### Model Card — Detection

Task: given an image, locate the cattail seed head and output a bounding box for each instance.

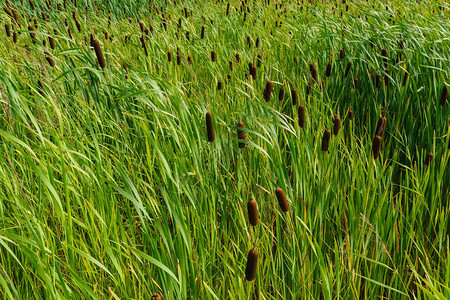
[298,105,305,128]
[229,60,233,71]
[245,249,258,281]
[403,71,409,86]
[291,89,298,105]
[372,135,382,159]
[278,87,285,101]
[321,129,331,152]
[45,54,55,67]
[275,188,289,212]
[257,54,262,68]
[151,294,163,300]
[325,62,332,77]
[247,200,258,226]
[13,32,17,43]
[5,24,11,37]
[227,74,231,83]
[92,39,106,68]
[424,152,433,166]
[340,48,345,59]
[384,69,390,86]
[333,114,341,135]
[235,53,240,63]
[217,81,222,90]
[167,51,172,62]
[263,81,273,102]
[348,110,354,120]
[345,62,352,77]
[237,122,246,148]
[251,66,257,80]
[205,112,215,142]
[381,48,388,67]
[375,74,381,88]
[211,50,216,62]
[440,86,447,106]
[200,25,205,39]
[310,63,317,82]
[226,2,230,15]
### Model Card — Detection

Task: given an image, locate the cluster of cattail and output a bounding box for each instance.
[263,81,274,102]
[91,35,106,68]
[237,122,246,148]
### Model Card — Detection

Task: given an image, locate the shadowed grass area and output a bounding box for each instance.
[0,0,449,299]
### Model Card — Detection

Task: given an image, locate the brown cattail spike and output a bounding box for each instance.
[92,39,106,68]
[168,51,172,62]
[348,110,354,120]
[200,25,205,39]
[384,69,390,86]
[440,86,447,106]
[325,62,332,77]
[211,51,216,62]
[291,89,298,106]
[424,152,433,166]
[263,81,273,102]
[237,122,246,148]
[217,81,222,90]
[45,55,55,67]
[372,135,382,159]
[247,200,258,226]
[333,114,341,135]
[381,48,388,67]
[275,188,289,212]
[151,294,163,300]
[205,112,215,142]
[345,62,352,77]
[340,48,345,59]
[298,105,305,128]
[322,129,331,152]
[310,63,317,82]
[5,24,11,37]
[250,66,257,80]
[245,249,258,281]
[403,72,409,86]
[278,87,285,101]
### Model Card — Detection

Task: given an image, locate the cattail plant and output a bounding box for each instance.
[237,122,246,148]
[333,114,341,135]
[217,81,222,90]
[263,81,273,102]
[278,87,285,101]
[298,105,305,128]
[211,50,216,62]
[440,85,447,106]
[5,24,11,37]
[372,135,382,159]
[291,89,298,105]
[245,249,258,281]
[275,188,289,212]
[205,112,215,142]
[344,62,352,77]
[310,63,317,82]
[322,129,331,151]
[247,199,258,226]
[325,62,332,77]
[381,48,388,67]
[250,66,257,80]
[92,39,106,68]
[45,52,55,67]
[424,152,433,166]
[403,71,409,86]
